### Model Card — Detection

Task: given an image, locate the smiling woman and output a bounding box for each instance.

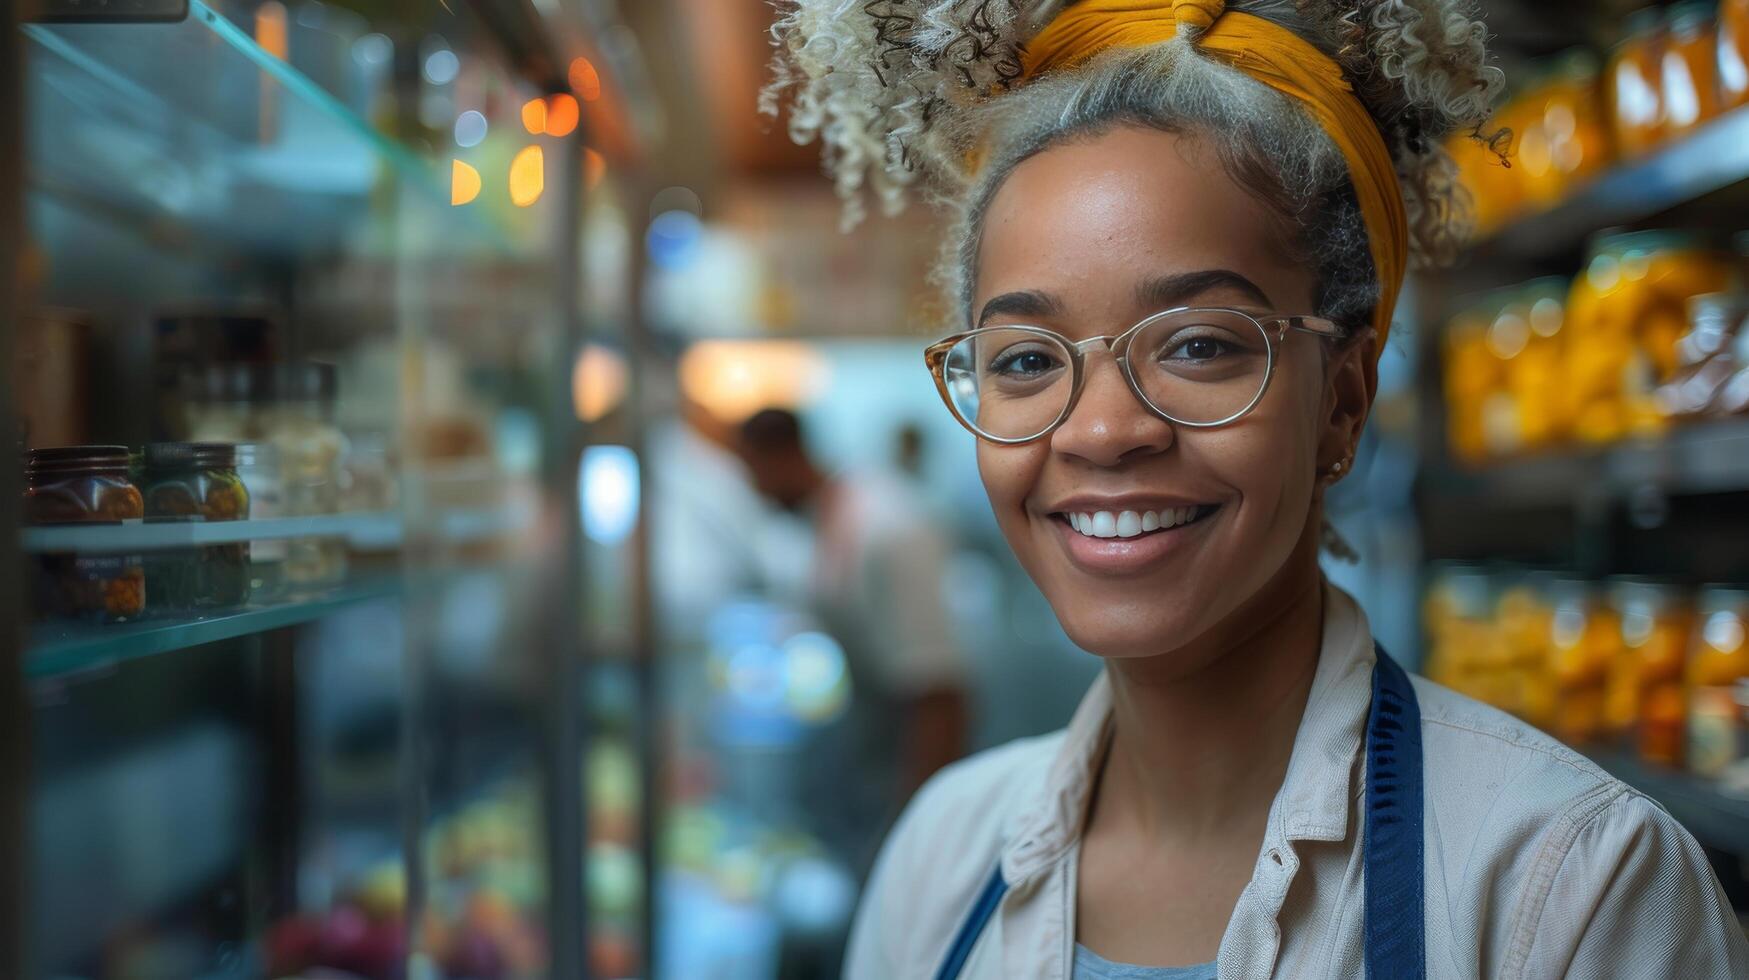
[765,1,1749,979]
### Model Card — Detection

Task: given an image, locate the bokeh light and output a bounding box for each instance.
[450,160,481,206]
[454,110,488,148]
[423,48,460,86]
[545,94,580,137]
[509,145,545,207]
[569,57,602,101]
[521,98,546,135]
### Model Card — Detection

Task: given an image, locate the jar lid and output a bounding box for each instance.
[183,361,337,404]
[142,441,238,471]
[26,445,132,478]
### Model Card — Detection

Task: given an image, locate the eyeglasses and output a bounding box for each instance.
[924,307,1345,445]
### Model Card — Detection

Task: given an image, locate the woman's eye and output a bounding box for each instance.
[1165,335,1232,361]
[989,347,1061,376]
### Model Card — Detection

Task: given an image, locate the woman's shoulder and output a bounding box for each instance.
[1409,676,1748,976]
[1411,674,1637,849]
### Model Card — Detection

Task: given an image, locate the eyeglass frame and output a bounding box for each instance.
[923,306,1349,446]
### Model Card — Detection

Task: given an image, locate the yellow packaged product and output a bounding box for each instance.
[1606,8,1668,155]
[1661,2,1721,138]
[1686,588,1749,787]
[1722,0,1749,111]
[1604,579,1694,764]
[1548,579,1619,745]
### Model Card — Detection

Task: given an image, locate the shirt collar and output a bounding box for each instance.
[1000,581,1377,884]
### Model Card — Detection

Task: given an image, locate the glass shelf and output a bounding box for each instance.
[23,0,516,255]
[27,577,401,679]
[21,502,535,553]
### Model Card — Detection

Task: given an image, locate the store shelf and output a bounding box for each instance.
[23,0,513,255]
[1467,106,1749,263]
[21,503,535,553]
[1424,418,1749,510]
[26,578,401,680]
[1586,749,1749,855]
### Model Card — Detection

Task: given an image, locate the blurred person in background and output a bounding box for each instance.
[764,0,1749,978]
[737,407,969,865]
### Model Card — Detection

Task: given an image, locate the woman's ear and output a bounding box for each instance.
[1318,329,1377,475]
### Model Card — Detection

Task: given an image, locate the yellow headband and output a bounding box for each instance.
[1021,0,1408,351]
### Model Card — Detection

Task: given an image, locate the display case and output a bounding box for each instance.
[2,0,651,973]
[1412,1,1749,909]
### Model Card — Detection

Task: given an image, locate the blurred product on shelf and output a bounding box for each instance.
[1426,566,1749,796]
[1663,1,1723,139]
[235,441,288,597]
[186,361,350,587]
[1689,588,1749,791]
[1610,8,1669,156]
[1605,579,1694,763]
[1725,0,1749,110]
[1443,231,1746,461]
[1455,1,1749,236]
[23,445,146,622]
[138,441,252,613]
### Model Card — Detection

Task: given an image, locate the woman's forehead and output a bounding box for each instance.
[975,126,1312,314]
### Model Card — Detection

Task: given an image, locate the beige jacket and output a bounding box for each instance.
[844,583,1749,979]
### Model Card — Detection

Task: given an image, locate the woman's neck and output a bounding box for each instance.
[1096,539,1328,840]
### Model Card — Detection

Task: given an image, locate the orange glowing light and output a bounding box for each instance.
[521,98,547,135]
[584,148,606,189]
[545,94,580,137]
[569,57,602,102]
[573,345,629,422]
[451,160,481,206]
[679,342,831,423]
[509,145,544,207]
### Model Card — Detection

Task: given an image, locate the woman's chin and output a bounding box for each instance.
[1058,612,1209,663]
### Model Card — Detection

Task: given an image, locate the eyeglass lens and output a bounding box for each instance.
[940,310,1273,440]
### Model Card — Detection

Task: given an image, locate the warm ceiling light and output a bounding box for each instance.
[545,94,580,137]
[451,159,481,206]
[573,344,628,423]
[509,145,545,207]
[569,57,602,102]
[521,97,547,135]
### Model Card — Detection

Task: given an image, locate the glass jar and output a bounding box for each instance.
[1661,2,1720,138]
[1565,231,1734,443]
[236,443,286,599]
[1659,293,1748,418]
[1686,588,1749,783]
[262,362,348,590]
[1605,579,1695,764]
[24,446,146,622]
[140,441,251,611]
[1515,52,1616,208]
[1548,579,1617,744]
[1722,0,1749,111]
[1607,8,1669,156]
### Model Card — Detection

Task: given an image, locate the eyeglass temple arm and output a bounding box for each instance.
[1270,314,1346,339]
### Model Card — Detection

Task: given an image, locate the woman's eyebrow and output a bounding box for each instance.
[977,290,1063,327]
[1136,270,1274,309]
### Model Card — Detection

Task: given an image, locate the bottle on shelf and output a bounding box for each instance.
[1687,588,1749,791]
[1607,7,1670,156]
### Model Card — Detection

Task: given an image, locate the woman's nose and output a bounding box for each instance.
[1048,354,1176,466]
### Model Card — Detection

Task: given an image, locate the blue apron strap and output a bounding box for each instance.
[1365,643,1426,980]
[933,864,1009,980]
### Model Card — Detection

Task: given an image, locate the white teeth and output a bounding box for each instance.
[1065,506,1207,539]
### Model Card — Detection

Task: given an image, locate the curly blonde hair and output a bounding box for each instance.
[763,0,1505,329]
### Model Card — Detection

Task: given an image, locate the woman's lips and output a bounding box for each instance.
[1048,506,1217,576]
